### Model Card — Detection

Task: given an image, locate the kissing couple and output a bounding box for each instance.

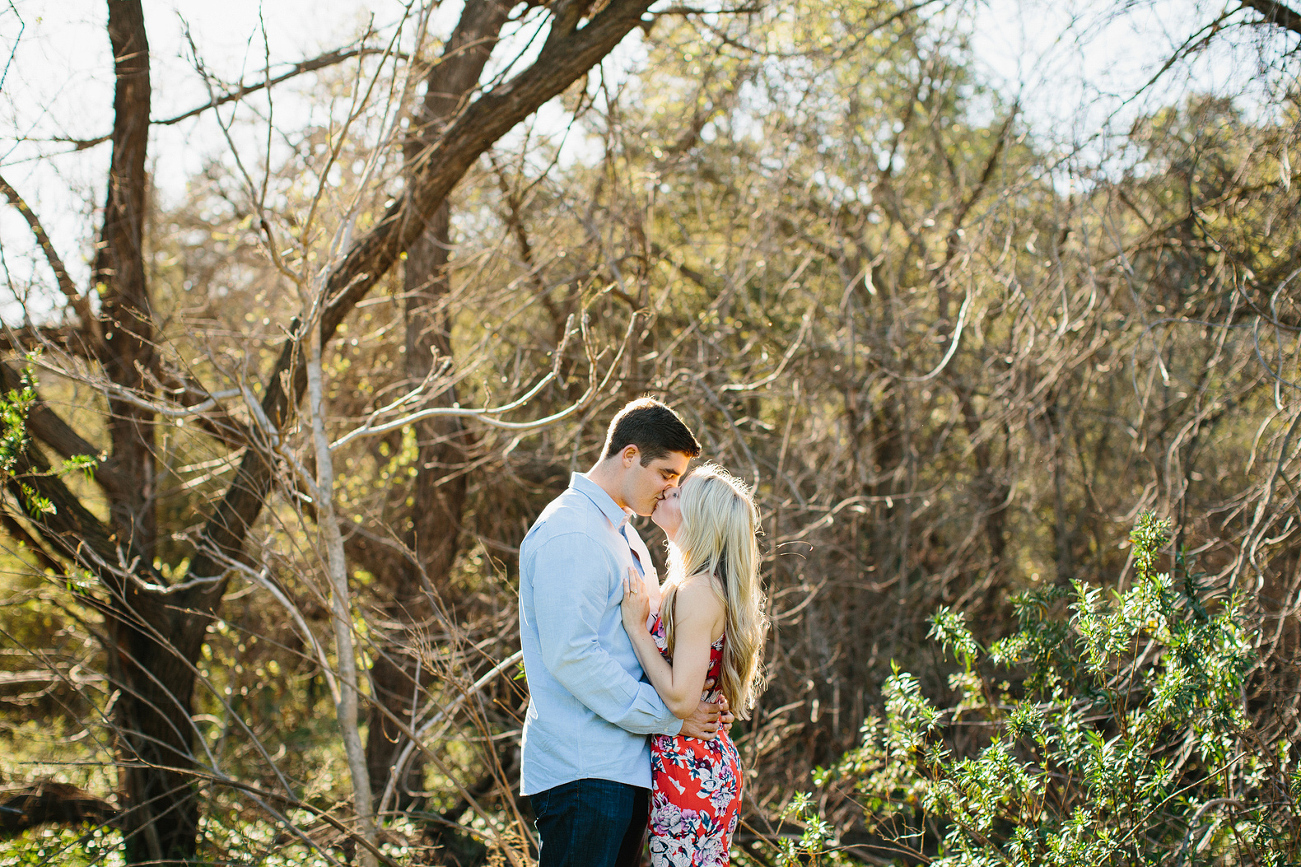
[519,397,769,867]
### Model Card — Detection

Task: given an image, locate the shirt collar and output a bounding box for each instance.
[570,472,633,529]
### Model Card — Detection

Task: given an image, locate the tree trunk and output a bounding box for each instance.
[366,201,475,808]
[365,1,511,809]
[95,0,155,564]
[111,599,203,864]
[91,3,200,862]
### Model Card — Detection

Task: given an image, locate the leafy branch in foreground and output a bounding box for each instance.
[0,366,96,515]
[804,513,1300,865]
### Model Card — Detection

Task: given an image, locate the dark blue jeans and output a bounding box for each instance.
[530,778,650,867]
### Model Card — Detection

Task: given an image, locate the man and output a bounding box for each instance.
[519,398,731,867]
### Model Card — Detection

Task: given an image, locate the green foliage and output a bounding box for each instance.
[0,369,40,513]
[0,816,436,866]
[0,364,96,516]
[771,791,846,867]
[810,513,1299,865]
[0,826,123,867]
[0,378,31,474]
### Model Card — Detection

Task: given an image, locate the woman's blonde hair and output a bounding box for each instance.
[660,464,768,718]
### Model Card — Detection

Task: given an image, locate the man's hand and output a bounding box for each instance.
[680,698,721,740]
[679,677,735,740]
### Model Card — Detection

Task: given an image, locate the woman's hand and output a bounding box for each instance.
[621,566,650,632]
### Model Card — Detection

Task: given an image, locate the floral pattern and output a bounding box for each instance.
[648,614,741,866]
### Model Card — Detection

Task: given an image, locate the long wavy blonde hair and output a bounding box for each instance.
[659,464,768,718]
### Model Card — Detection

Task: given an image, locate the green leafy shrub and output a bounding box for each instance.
[0,826,123,867]
[809,513,1300,865]
[0,372,36,487]
[0,365,96,512]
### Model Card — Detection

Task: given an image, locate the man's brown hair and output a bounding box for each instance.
[601,398,701,465]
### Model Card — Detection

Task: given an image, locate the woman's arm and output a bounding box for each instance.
[621,569,725,719]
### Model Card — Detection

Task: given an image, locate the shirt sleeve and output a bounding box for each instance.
[529,533,684,736]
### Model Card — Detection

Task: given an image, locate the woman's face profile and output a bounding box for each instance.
[651,486,684,541]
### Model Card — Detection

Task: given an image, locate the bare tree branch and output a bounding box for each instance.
[48,45,404,151]
[1240,0,1301,36]
[0,173,101,349]
[0,509,64,574]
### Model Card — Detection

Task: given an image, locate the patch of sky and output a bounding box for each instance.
[969,0,1299,187]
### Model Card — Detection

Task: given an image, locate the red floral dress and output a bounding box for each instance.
[647,614,742,867]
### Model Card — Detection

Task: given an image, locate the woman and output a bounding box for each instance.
[621,464,769,867]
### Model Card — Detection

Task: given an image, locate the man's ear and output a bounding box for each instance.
[621,444,640,467]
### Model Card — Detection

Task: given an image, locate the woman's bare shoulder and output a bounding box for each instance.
[676,571,726,615]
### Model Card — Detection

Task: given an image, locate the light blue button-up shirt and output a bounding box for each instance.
[518,472,683,795]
